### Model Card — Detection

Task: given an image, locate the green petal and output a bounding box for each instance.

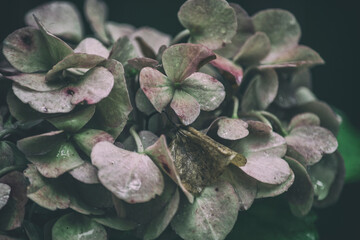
[25,2,83,42]
[217,118,249,140]
[123,130,159,151]
[46,105,95,132]
[0,183,11,210]
[92,214,137,231]
[135,88,157,116]
[140,188,180,240]
[109,37,137,66]
[162,43,215,82]
[95,60,133,138]
[253,9,301,62]
[6,73,65,92]
[34,16,73,64]
[241,69,278,111]
[73,129,114,156]
[261,45,324,68]
[233,32,271,65]
[171,181,240,240]
[128,57,159,71]
[0,172,28,231]
[286,126,338,166]
[170,90,200,125]
[139,67,173,112]
[178,0,237,50]
[210,54,244,85]
[52,213,107,240]
[46,53,106,81]
[2,27,52,72]
[182,72,225,111]
[91,141,164,203]
[145,135,194,203]
[84,0,109,44]
[215,3,255,58]
[17,130,65,156]
[74,38,109,58]
[24,165,70,210]
[220,165,257,210]
[26,142,84,178]
[122,176,177,225]
[285,156,314,217]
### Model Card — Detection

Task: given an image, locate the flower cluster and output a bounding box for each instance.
[0,0,344,239]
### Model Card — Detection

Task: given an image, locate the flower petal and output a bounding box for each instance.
[140,67,173,112]
[241,68,278,111]
[74,38,109,58]
[91,142,164,203]
[253,9,301,62]
[178,0,237,50]
[170,90,200,125]
[162,43,215,82]
[25,2,83,42]
[182,72,225,111]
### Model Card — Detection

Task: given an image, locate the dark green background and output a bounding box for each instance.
[1,0,359,239]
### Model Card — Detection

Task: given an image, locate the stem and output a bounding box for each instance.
[231,96,239,119]
[129,126,144,153]
[259,111,289,136]
[171,29,190,45]
[0,165,26,178]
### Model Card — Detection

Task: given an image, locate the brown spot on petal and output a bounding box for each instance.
[21,34,33,49]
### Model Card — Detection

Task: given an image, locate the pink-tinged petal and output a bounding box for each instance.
[182,72,225,111]
[139,67,173,112]
[170,90,200,125]
[162,43,215,82]
[210,55,244,85]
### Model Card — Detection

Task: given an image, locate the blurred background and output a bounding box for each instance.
[1,0,359,239]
